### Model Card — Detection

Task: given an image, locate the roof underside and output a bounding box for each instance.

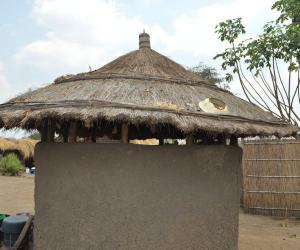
[0,43,298,137]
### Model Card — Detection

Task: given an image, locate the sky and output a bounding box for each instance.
[0,0,284,137]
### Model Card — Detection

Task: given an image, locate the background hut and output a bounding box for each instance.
[0,138,37,168]
[0,32,298,250]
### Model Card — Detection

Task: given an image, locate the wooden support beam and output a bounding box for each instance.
[46,119,55,142]
[68,121,77,143]
[40,127,47,142]
[186,134,194,146]
[159,138,164,146]
[202,134,215,145]
[230,135,238,146]
[62,125,68,143]
[13,215,34,249]
[121,123,129,143]
[91,123,97,143]
[217,134,226,145]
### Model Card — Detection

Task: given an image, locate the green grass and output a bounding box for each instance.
[0,153,25,176]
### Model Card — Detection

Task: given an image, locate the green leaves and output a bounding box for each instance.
[272,0,300,24]
[225,73,233,83]
[0,153,25,176]
[215,18,245,44]
[188,62,228,88]
[213,0,300,125]
[214,18,300,76]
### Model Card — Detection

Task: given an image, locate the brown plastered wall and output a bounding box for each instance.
[34,143,242,250]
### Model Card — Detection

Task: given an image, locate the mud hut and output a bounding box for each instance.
[0,32,298,250]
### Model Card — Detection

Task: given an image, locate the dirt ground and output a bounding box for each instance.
[0,175,34,214]
[0,175,299,250]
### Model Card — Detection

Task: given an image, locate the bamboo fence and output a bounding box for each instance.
[242,139,300,217]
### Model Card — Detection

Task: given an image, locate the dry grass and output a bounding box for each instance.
[130,138,159,145]
[0,43,297,137]
[242,140,300,217]
[0,138,38,159]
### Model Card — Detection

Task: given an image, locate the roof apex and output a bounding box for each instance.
[139,31,150,49]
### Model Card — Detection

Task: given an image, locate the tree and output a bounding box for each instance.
[214,0,300,125]
[28,132,41,140]
[272,0,300,24]
[188,63,229,90]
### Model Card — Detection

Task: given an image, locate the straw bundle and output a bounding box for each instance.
[242,140,300,217]
[0,138,18,152]
[130,139,159,145]
[15,139,38,159]
[0,138,38,159]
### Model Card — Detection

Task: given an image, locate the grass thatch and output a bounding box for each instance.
[0,138,38,159]
[242,139,300,217]
[130,139,159,145]
[0,34,298,137]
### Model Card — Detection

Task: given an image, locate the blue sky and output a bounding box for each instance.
[0,0,279,137]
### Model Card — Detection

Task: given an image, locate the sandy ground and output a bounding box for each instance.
[239,212,300,250]
[0,175,299,250]
[0,175,34,214]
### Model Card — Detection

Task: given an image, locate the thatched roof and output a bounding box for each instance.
[0,32,298,137]
[0,138,38,159]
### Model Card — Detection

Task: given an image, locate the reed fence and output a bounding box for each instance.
[242,140,300,217]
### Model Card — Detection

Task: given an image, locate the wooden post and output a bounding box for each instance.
[40,126,47,142]
[159,138,164,146]
[68,121,77,143]
[46,119,55,142]
[62,125,68,143]
[202,134,215,145]
[121,123,129,143]
[217,134,226,145]
[230,135,238,146]
[91,122,97,143]
[186,134,194,146]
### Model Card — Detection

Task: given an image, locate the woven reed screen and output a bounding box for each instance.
[242,140,300,217]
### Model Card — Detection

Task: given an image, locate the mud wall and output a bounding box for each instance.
[34,143,242,250]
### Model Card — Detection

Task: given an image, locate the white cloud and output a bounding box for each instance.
[0,129,32,139]
[160,0,275,64]
[16,37,107,70]
[0,62,12,103]
[16,0,276,72]
[15,0,161,72]
[0,62,41,103]
[0,63,8,88]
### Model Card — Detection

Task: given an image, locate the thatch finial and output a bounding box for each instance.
[139,32,150,49]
